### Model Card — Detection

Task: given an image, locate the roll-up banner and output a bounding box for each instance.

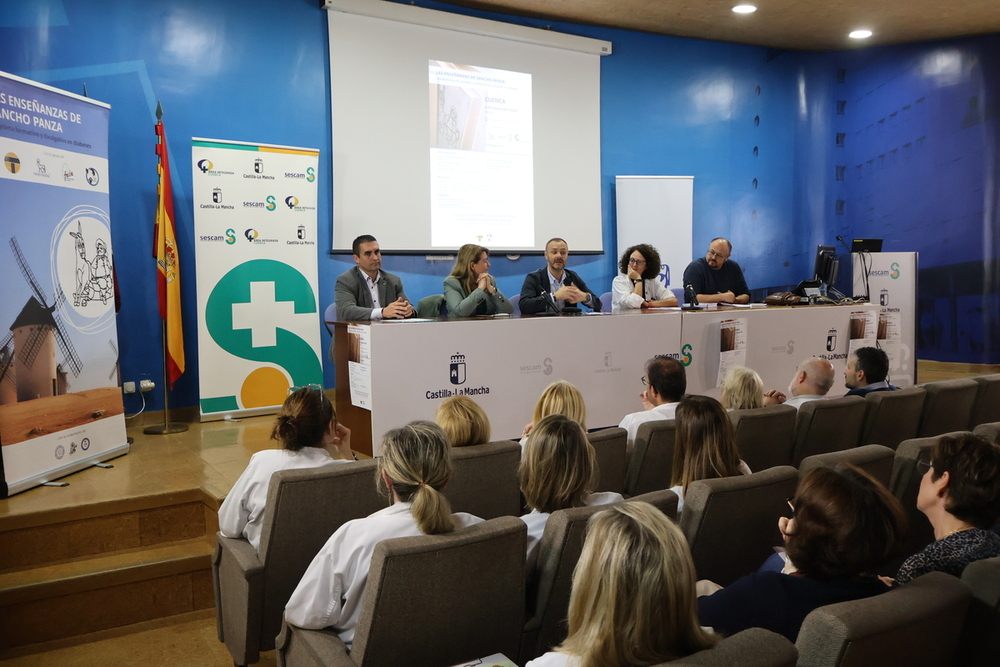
[191,138,323,421]
[0,71,128,497]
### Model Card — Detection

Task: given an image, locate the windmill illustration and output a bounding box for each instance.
[0,237,82,404]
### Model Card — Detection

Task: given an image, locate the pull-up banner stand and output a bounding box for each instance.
[0,71,128,497]
[191,138,323,421]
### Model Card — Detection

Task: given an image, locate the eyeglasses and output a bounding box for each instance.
[288,383,323,396]
[628,257,647,266]
[916,459,933,475]
[786,497,795,514]
[640,376,648,386]
[707,249,729,259]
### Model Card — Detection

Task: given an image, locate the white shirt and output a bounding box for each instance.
[611,274,673,309]
[669,460,752,514]
[618,401,678,447]
[784,394,826,410]
[521,491,624,569]
[361,267,384,320]
[218,447,347,552]
[284,502,483,647]
[526,653,577,667]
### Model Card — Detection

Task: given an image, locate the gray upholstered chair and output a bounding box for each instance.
[795,571,971,667]
[888,433,969,567]
[791,396,866,465]
[974,421,1000,444]
[213,460,385,667]
[730,405,797,471]
[588,427,628,494]
[520,489,677,664]
[859,386,925,449]
[959,555,1000,667]
[799,444,895,488]
[444,439,521,519]
[971,374,1000,428]
[655,628,797,666]
[917,378,979,437]
[415,293,445,318]
[625,419,676,496]
[680,466,799,586]
[275,516,526,667]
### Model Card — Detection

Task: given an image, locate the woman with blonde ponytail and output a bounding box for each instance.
[284,421,483,647]
[218,385,354,552]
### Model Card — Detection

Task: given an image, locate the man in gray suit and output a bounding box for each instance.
[335,235,413,320]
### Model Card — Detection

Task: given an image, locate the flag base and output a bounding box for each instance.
[143,422,189,435]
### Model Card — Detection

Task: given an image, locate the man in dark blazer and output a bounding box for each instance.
[335,235,413,320]
[844,346,899,397]
[519,237,601,314]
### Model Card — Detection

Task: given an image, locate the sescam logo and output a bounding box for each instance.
[200,231,232,243]
[226,228,236,244]
[519,357,553,375]
[244,157,274,180]
[425,352,491,399]
[243,195,276,210]
[890,262,900,279]
[681,344,693,366]
[197,158,234,176]
[285,166,316,182]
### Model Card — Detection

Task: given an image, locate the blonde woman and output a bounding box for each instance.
[218,386,355,552]
[443,244,514,317]
[527,502,718,666]
[670,395,751,513]
[284,421,483,646]
[720,365,764,411]
[520,380,587,446]
[435,395,492,447]
[520,414,623,567]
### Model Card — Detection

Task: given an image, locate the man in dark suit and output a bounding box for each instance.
[844,346,899,397]
[335,235,413,320]
[519,237,601,314]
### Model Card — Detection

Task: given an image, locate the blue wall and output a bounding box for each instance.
[2,1,996,411]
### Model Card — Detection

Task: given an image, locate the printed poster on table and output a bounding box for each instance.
[191,138,322,420]
[716,318,748,387]
[847,310,878,358]
[346,324,372,409]
[0,71,128,497]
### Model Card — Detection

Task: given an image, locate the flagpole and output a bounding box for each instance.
[145,101,187,436]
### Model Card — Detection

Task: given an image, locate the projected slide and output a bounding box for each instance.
[429,61,533,248]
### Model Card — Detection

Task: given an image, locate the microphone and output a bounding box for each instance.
[684,283,699,307]
[835,235,852,253]
[540,291,561,314]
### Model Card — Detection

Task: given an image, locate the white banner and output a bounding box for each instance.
[191,138,323,420]
[852,252,917,387]
[0,71,127,496]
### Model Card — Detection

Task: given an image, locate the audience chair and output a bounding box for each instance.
[859,386,926,449]
[680,466,799,586]
[521,489,678,664]
[443,440,521,519]
[599,291,612,312]
[729,405,797,470]
[971,374,1000,428]
[510,293,520,314]
[791,396,866,465]
[917,378,979,437]
[974,421,1000,444]
[415,294,444,318]
[657,628,797,666]
[274,516,526,667]
[798,444,895,488]
[213,460,384,667]
[958,555,1000,667]
[625,419,676,496]
[323,303,337,335]
[587,427,628,494]
[795,571,971,667]
[888,433,969,566]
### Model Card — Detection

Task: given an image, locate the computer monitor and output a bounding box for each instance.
[813,245,839,286]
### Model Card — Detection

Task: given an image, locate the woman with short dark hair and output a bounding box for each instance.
[895,432,1000,585]
[611,243,678,309]
[698,464,906,641]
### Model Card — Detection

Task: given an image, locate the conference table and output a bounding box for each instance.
[332,303,892,456]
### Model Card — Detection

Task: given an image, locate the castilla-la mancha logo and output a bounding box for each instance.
[449,353,467,385]
[826,328,838,352]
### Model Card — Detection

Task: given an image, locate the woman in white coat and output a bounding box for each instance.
[519,414,623,568]
[283,421,483,647]
[611,243,678,309]
[217,385,355,552]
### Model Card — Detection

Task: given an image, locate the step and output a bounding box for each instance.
[0,537,215,649]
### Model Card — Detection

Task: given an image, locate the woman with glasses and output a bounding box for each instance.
[611,243,678,310]
[218,385,355,552]
[893,432,1000,585]
[443,243,514,317]
[284,421,483,647]
[697,464,906,641]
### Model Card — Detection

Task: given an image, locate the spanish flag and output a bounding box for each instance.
[154,109,185,389]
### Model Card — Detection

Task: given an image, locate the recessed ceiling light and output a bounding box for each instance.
[732,5,757,13]
[849,29,873,39]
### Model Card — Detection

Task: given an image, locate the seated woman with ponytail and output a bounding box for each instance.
[283,421,483,647]
[218,385,355,552]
